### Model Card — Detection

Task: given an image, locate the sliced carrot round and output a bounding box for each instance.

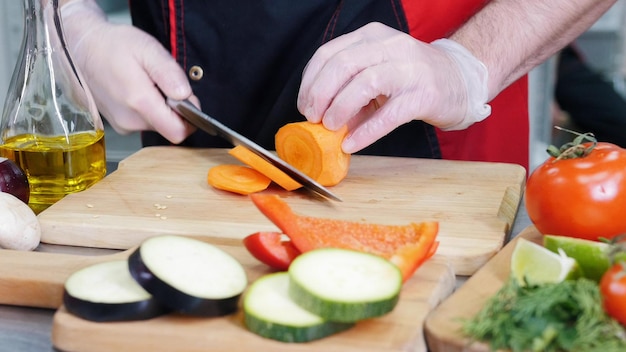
[275,121,350,187]
[228,145,302,191]
[207,164,271,195]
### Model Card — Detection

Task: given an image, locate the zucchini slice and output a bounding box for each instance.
[128,235,247,316]
[63,260,167,322]
[288,248,401,322]
[244,272,353,342]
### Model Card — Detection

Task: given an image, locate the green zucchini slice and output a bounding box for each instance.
[244,272,353,342]
[288,248,402,322]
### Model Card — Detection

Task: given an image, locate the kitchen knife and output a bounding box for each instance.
[166,98,342,202]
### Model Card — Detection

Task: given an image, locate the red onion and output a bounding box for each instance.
[0,157,30,204]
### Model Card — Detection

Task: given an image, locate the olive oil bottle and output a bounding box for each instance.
[0,0,106,213]
[0,131,106,214]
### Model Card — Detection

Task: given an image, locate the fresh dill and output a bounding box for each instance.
[462,277,626,352]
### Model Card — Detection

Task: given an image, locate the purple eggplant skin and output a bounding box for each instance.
[0,157,29,204]
[128,248,241,317]
[63,291,169,323]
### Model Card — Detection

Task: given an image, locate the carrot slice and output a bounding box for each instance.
[228,145,302,191]
[249,193,438,281]
[275,121,350,187]
[207,164,271,195]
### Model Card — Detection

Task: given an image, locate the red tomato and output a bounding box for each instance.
[525,142,626,241]
[243,231,301,271]
[600,262,626,325]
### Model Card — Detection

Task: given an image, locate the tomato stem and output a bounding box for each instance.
[608,234,626,266]
[547,126,597,160]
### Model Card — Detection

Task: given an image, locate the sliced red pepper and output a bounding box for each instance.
[249,194,439,282]
[243,231,301,271]
[425,241,440,262]
[389,236,439,281]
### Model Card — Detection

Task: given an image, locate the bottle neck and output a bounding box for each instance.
[1,0,103,141]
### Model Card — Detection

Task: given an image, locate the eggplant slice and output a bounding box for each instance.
[64,260,168,322]
[128,235,248,316]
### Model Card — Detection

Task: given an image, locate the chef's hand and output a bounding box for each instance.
[297,22,491,153]
[61,0,195,143]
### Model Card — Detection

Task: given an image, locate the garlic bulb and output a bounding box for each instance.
[0,191,41,251]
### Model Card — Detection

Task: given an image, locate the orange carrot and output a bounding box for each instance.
[275,121,350,187]
[207,164,271,195]
[228,145,302,191]
[249,193,439,281]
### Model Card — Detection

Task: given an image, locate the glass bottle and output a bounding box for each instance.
[0,0,106,214]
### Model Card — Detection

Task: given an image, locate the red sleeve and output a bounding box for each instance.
[401,0,530,171]
[435,79,530,170]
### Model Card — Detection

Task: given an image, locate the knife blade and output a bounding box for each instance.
[166,98,342,202]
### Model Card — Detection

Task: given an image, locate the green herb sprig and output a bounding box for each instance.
[462,277,626,352]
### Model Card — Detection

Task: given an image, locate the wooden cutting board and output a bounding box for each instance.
[37,243,454,352]
[0,237,453,350]
[424,226,541,351]
[38,146,526,275]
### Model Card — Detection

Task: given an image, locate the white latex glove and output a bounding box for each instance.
[297,22,491,154]
[60,0,195,143]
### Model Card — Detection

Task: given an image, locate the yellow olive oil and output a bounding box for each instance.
[0,130,106,213]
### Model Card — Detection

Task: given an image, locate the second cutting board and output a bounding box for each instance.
[38,146,526,275]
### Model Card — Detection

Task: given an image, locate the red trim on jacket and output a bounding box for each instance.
[168,0,178,60]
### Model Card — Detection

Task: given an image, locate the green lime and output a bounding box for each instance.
[543,235,611,282]
[511,238,580,286]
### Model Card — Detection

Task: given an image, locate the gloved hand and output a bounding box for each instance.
[297,22,491,154]
[60,0,195,143]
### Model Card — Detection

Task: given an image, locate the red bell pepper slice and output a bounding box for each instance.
[243,231,301,271]
[249,194,439,282]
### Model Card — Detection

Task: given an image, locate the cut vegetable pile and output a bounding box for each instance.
[241,195,433,342]
[243,248,401,342]
[62,233,405,343]
[229,145,302,191]
[63,236,248,321]
[246,193,439,281]
[207,121,350,196]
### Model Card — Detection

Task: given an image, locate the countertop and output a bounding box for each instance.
[0,188,531,352]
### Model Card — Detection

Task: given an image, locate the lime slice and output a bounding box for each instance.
[543,235,610,282]
[510,238,580,286]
